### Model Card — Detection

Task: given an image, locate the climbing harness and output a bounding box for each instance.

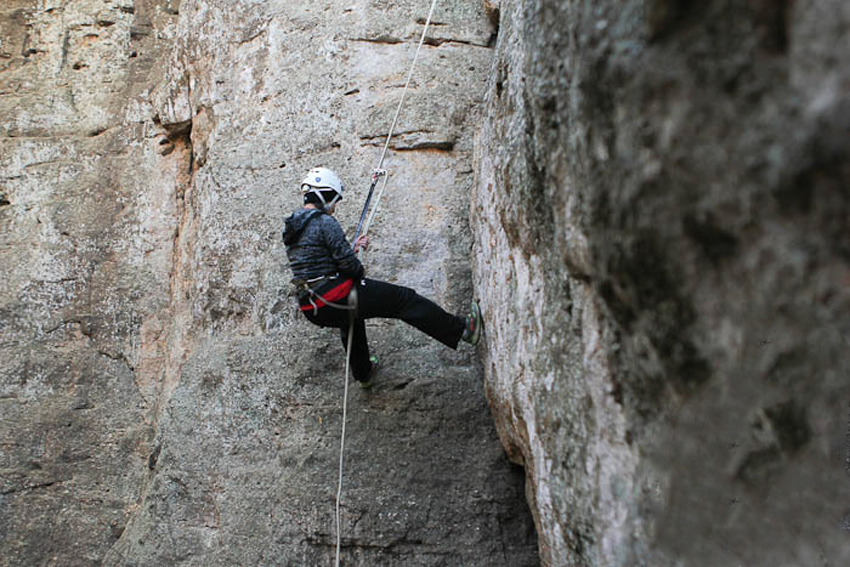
[335,2,441,565]
[290,275,356,315]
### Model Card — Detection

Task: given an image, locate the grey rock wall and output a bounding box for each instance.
[8,0,847,565]
[473,0,850,565]
[2,1,184,564]
[1,1,537,566]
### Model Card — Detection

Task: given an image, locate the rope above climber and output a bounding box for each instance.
[282,4,456,563]
[283,166,482,390]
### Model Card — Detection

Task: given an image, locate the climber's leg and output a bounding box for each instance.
[353,278,466,349]
[339,317,373,382]
[304,302,373,382]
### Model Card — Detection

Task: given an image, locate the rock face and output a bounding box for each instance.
[6,0,849,565]
[473,1,850,566]
[2,1,537,566]
[2,1,186,564]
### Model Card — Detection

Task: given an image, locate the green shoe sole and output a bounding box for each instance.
[358,355,379,389]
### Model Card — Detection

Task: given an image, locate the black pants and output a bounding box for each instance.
[303,278,466,381]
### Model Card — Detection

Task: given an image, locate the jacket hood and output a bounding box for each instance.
[283,208,324,245]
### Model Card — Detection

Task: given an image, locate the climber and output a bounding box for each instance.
[283,166,482,388]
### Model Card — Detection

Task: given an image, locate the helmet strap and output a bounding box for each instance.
[304,185,342,212]
[307,188,341,212]
[312,188,340,212]
[316,190,329,211]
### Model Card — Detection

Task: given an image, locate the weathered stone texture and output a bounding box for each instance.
[1,2,183,565]
[474,0,850,565]
[2,0,537,566]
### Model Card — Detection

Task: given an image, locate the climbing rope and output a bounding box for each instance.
[335,291,357,567]
[334,1,440,565]
[354,0,440,242]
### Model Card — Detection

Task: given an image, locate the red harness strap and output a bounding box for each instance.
[299,278,354,311]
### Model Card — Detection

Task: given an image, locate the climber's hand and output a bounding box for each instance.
[354,235,369,253]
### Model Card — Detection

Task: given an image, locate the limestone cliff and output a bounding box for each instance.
[1,1,536,566]
[4,0,849,566]
[474,0,850,565]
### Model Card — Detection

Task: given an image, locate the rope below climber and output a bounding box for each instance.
[281,3,480,565]
[282,167,482,565]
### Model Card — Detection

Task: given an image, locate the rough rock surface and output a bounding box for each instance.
[1,1,537,566]
[7,0,849,565]
[473,1,850,565]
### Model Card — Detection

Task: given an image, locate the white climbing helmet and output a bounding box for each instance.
[301,167,344,210]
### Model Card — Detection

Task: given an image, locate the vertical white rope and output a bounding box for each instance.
[362,0,438,238]
[335,318,355,567]
[335,2,439,565]
[375,0,440,176]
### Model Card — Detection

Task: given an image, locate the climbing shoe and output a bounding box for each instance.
[462,300,482,346]
[358,355,379,390]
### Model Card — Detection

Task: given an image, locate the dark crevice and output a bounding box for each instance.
[645,0,698,41]
[359,130,454,152]
[423,37,491,48]
[351,36,404,45]
[682,212,739,264]
[130,26,152,40]
[87,126,108,137]
[750,0,791,53]
[360,130,434,141]
[160,117,193,144]
[484,1,500,29]
[393,140,455,152]
[148,444,162,470]
[415,18,448,26]
[98,349,136,372]
[351,36,492,49]
[1,479,64,496]
[764,400,811,453]
[59,29,70,69]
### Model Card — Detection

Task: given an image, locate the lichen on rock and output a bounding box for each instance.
[473,0,850,565]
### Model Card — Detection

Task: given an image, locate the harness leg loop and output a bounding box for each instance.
[347,286,359,322]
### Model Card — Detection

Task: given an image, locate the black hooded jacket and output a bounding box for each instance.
[283,208,364,281]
